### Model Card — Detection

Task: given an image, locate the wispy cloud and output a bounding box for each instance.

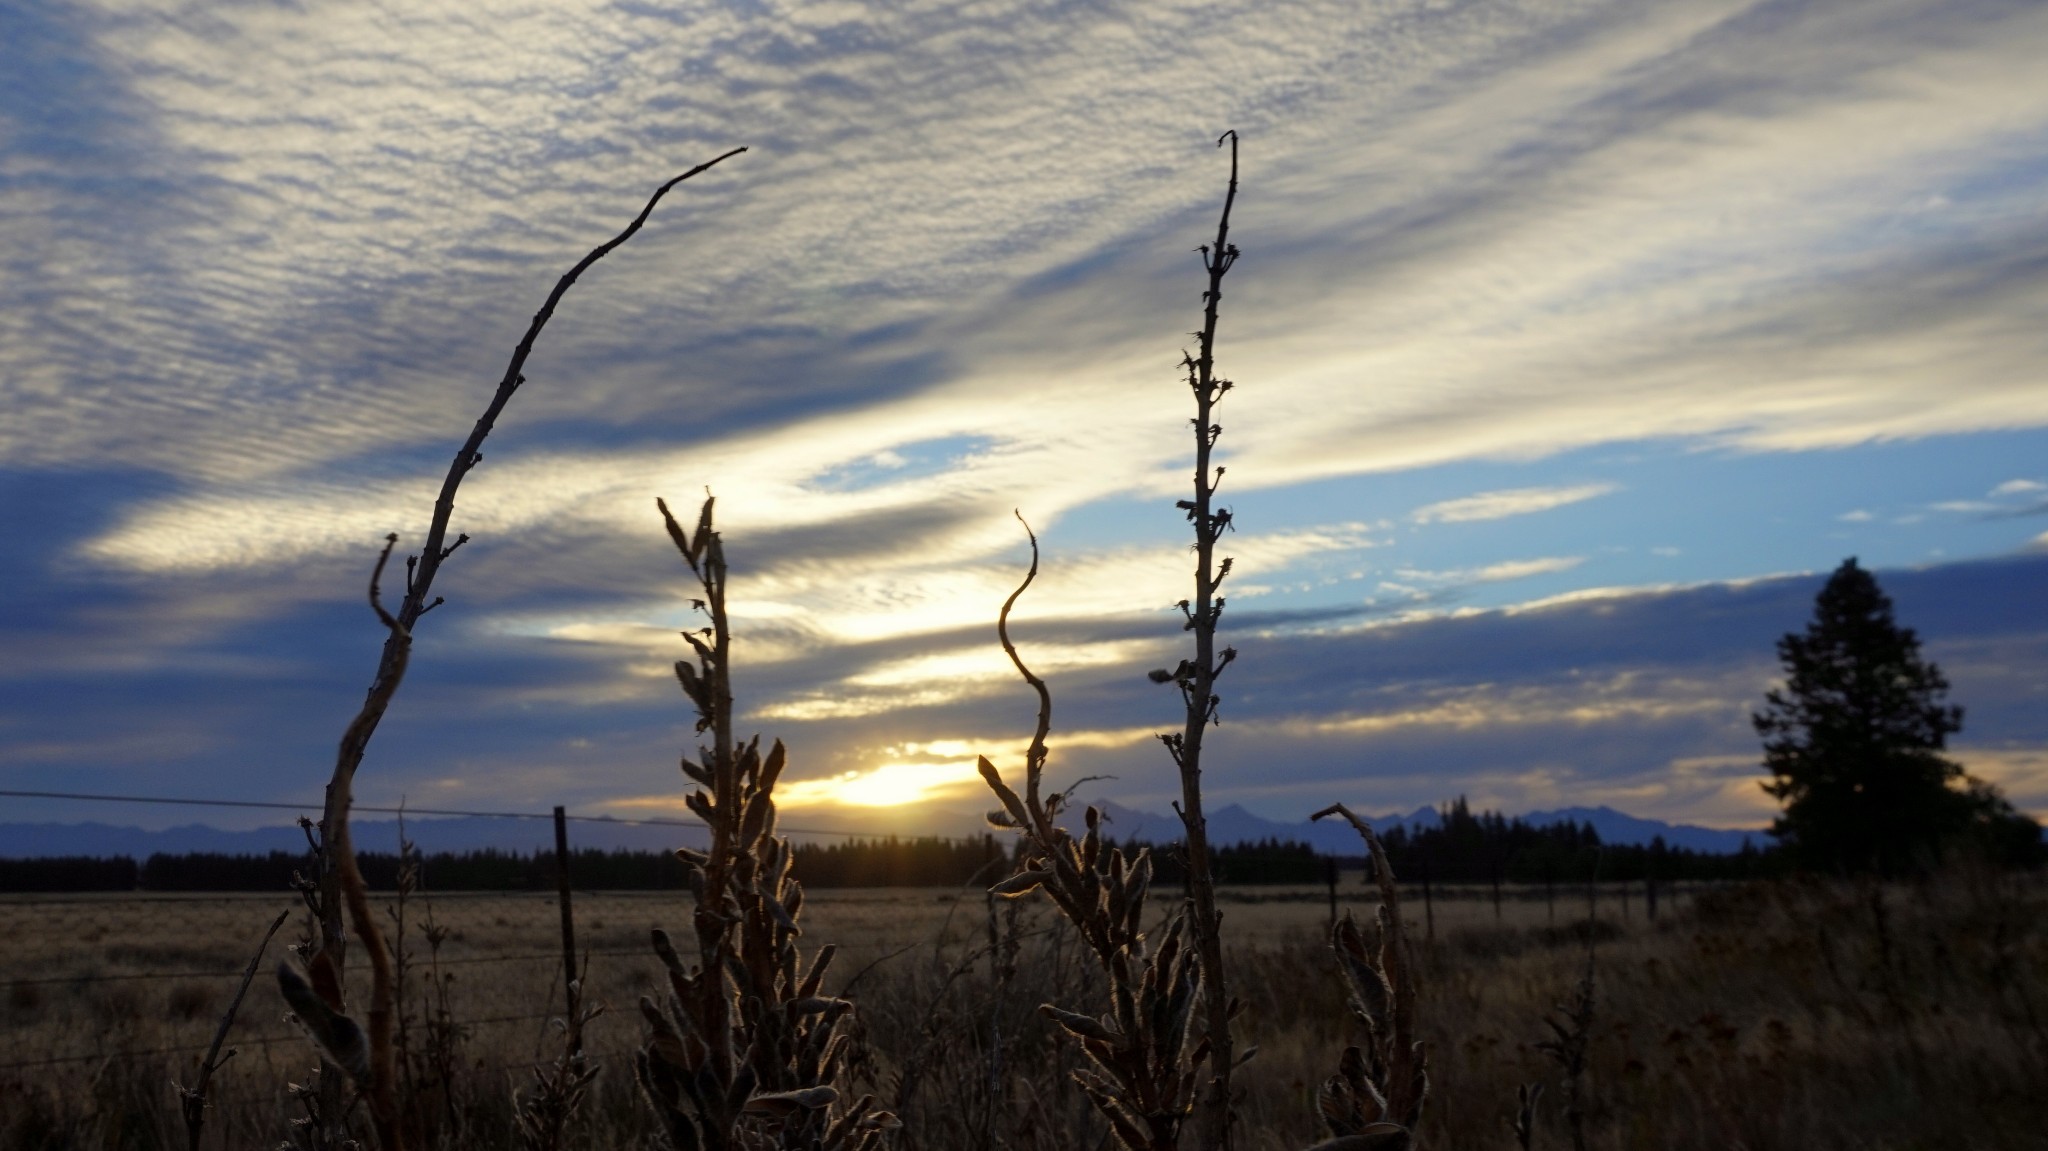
[1394,557,1586,585]
[1410,484,1619,525]
[14,0,2048,496]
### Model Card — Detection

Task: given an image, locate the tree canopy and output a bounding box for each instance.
[1755,557,2038,874]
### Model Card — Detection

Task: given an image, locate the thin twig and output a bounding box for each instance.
[179,907,290,1151]
[998,510,1053,816]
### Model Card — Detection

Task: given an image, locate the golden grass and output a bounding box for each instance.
[1,871,2041,1149]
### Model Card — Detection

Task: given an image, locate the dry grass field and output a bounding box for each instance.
[2,870,2042,1150]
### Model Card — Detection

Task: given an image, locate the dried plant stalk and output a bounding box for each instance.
[1308,804,1430,1151]
[516,988,606,1151]
[977,133,1248,1151]
[283,147,745,1150]
[1159,129,1246,1148]
[979,518,1216,1151]
[1536,955,1595,1151]
[634,496,899,1151]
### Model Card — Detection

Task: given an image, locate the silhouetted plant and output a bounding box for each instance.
[1308,805,1430,1151]
[978,132,1249,1151]
[1534,954,1595,1151]
[277,148,746,1150]
[1156,129,1248,1146]
[979,522,1210,1151]
[633,495,899,1151]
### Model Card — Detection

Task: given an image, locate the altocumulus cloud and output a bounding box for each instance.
[4,0,2048,830]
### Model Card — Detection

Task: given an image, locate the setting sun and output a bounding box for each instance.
[775,761,985,809]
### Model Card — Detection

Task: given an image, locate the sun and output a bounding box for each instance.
[776,761,983,809]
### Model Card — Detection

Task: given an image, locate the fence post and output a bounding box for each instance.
[1324,855,1339,930]
[553,805,579,1026]
[1420,855,1435,943]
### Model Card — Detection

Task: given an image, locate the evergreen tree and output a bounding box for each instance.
[1753,557,2032,874]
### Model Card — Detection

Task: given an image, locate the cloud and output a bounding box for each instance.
[1410,483,1620,525]
[13,0,2048,503]
[1950,748,2048,820]
[24,0,2048,651]
[1389,557,1585,589]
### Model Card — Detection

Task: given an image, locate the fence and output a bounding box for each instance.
[0,786,1707,1086]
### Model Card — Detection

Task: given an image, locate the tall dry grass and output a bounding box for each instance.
[4,871,2042,1148]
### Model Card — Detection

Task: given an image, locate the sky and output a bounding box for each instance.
[4,0,2047,841]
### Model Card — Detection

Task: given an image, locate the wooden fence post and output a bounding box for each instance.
[1421,855,1435,943]
[553,805,579,1027]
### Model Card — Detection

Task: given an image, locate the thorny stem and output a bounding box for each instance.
[1172,129,1242,1148]
[309,148,745,1148]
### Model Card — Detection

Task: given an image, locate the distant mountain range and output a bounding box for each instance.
[0,803,1760,859]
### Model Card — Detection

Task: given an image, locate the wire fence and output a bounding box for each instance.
[0,788,721,1084]
[0,948,659,988]
[0,938,674,1075]
[0,1010,569,1073]
[0,787,873,840]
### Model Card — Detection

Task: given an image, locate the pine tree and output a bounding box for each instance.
[1754,557,2019,874]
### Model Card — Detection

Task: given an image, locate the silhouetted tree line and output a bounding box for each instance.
[0,849,611,893]
[1141,837,1330,886]
[794,834,1016,887]
[0,835,1378,893]
[0,855,141,892]
[0,838,1018,893]
[1,809,1792,893]
[1367,797,1780,886]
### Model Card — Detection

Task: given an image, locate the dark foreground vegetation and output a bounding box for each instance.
[4,866,2043,1150]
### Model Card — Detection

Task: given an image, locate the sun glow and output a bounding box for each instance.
[774,761,985,809]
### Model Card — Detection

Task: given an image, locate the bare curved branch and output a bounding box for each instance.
[997,510,1053,814]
